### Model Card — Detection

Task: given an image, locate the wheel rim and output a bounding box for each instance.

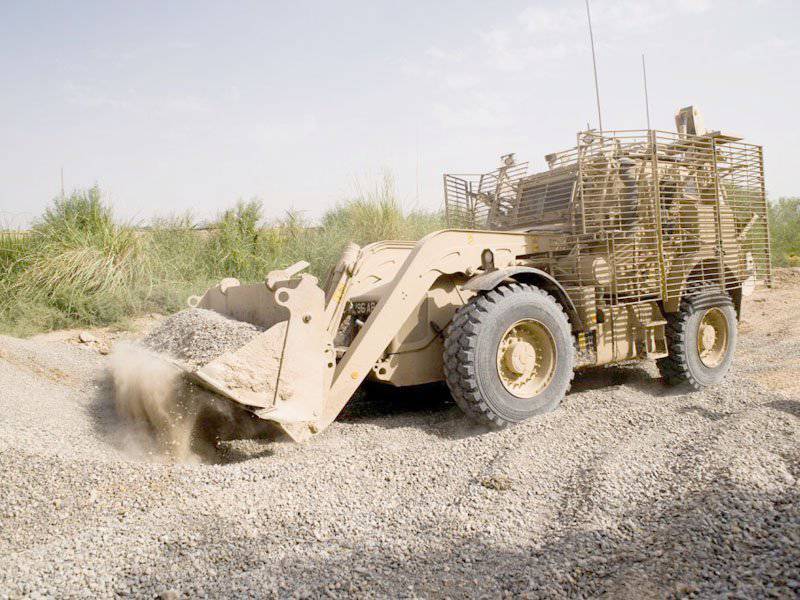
[697,307,729,368]
[496,319,557,398]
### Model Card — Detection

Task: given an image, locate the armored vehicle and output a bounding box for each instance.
[177,106,771,440]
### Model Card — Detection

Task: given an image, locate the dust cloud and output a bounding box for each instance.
[108,342,271,463]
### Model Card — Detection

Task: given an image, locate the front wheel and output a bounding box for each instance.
[657,291,738,390]
[443,283,575,428]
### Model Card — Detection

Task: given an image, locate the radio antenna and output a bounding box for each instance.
[642,53,651,130]
[585,0,603,133]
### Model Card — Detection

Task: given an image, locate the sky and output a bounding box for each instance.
[1,0,798,227]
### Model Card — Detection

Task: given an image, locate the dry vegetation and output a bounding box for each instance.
[2,186,796,337]
[0,180,443,336]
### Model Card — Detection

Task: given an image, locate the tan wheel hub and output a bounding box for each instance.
[505,341,536,375]
[697,307,729,368]
[497,319,557,398]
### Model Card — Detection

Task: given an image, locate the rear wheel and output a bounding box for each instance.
[443,283,574,427]
[657,291,737,390]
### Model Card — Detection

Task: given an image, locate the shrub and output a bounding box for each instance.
[304,174,444,278]
[768,198,800,267]
[6,187,151,329]
[0,180,444,335]
[204,199,273,280]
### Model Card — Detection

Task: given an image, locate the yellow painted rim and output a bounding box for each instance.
[496,319,557,398]
[697,307,729,368]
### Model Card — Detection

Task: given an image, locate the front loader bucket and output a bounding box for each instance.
[185,268,335,442]
[172,238,421,442]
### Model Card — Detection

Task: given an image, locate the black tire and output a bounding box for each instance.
[657,291,737,390]
[443,283,575,427]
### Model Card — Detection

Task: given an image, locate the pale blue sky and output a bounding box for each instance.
[1,0,798,227]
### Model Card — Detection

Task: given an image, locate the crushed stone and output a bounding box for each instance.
[0,275,797,597]
[142,308,263,369]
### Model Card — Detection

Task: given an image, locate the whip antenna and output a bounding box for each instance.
[642,53,651,130]
[585,0,603,133]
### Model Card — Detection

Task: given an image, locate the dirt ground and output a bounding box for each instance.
[0,273,798,598]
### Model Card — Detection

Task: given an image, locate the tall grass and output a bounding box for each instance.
[144,212,212,315]
[1,183,795,337]
[0,180,444,336]
[0,231,30,330]
[298,174,444,277]
[0,188,155,334]
[0,231,28,276]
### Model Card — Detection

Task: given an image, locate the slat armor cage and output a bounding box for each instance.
[444,129,771,307]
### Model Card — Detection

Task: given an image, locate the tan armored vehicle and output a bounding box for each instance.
[182,106,771,441]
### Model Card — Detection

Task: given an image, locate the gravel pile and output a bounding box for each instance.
[142,308,263,369]
[0,279,798,598]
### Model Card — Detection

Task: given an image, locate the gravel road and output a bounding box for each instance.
[1,274,798,598]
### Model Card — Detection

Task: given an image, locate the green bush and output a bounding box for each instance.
[1,188,153,333]
[303,174,444,278]
[769,197,800,267]
[0,180,444,336]
[205,199,269,279]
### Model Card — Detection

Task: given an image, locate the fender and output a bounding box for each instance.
[463,266,583,330]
